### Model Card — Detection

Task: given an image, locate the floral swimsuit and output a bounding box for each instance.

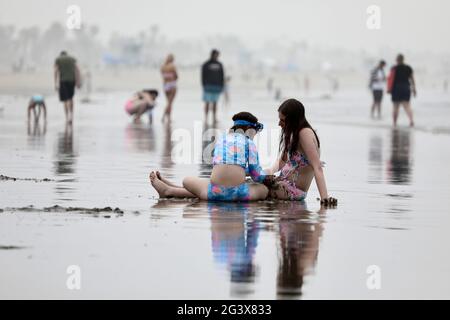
[208,132,267,201]
[271,151,310,201]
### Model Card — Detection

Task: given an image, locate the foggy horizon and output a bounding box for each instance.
[1,0,450,55]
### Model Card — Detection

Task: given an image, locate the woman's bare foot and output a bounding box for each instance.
[156,171,179,188]
[149,171,172,198]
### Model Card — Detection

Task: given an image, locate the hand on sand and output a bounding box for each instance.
[318,196,338,207]
[262,175,276,188]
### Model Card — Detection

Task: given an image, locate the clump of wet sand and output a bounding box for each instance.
[1,205,125,215]
[0,174,53,182]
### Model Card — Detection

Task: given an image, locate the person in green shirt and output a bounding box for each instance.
[54,51,81,124]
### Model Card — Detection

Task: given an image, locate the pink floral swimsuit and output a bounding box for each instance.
[273,151,310,201]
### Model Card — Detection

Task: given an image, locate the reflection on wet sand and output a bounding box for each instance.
[53,123,77,200]
[368,132,383,184]
[387,128,413,185]
[180,200,331,299]
[276,202,326,299]
[27,118,47,149]
[161,121,174,172]
[184,201,260,297]
[124,123,156,152]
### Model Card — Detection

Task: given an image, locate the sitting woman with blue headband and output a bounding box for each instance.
[149,112,271,201]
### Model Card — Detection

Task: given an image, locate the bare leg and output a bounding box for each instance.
[212,102,217,123]
[376,102,382,119]
[162,91,169,122]
[68,99,74,124]
[156,171,183,188]
[402,101,414,127]
[150,172,197,198]
[162,88,176,122]
[248,184,269,201]
[204,102,209,121]
[63,101,70,123]
[392,102,400,127]
[134,101,149,123]
[371,102,376,118]
[182,176,211,200]
[27,102,35,123]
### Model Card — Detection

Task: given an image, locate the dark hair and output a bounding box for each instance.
[231,111,258,131]
[211,49,219,59]
[278,99,320,160]
[143,89,158,97]
[379,60,386,65]
[60,51,67,55]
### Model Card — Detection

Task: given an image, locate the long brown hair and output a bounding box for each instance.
[278,99,320,160]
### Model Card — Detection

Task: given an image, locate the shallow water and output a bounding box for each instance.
[1,88,450,299]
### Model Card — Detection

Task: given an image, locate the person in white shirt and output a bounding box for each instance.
[369,60,386,119]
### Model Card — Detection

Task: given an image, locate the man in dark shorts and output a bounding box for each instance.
[389,54,416,127]
[201,49,225,123]
[54,51,81,124]
[369,60,386,119]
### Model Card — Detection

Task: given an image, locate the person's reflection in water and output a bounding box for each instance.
[368,132,383,184]
[276,201,328,299]
[124,122,156,152]
[161,121,174,173]
[184,201,260,297]
[27,116,47,149]
[387,128,413,185]
[53,123,77,200]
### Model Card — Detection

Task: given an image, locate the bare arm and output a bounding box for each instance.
[54,64,59,90]
[75,64,81,89]
[410,73,417,97]
[299,128,329,200]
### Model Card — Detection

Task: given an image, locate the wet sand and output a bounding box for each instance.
[1,87,450,299]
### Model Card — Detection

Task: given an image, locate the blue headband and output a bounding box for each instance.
[233,120,264,131]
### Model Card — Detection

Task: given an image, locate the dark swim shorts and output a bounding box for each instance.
[391,84,411,102]
[59,81,75,102]
[372,90,383,103]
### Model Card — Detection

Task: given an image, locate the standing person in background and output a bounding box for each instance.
[201,49,225,123]
[54,51,81,124]
[160,54,178,122]
[223,75,231,107]
[388,54,416,127]
[369,60,386,119]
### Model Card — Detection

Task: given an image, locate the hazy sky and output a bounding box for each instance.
[1,0,449,53]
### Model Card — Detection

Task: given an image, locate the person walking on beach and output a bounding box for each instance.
[388,54,416,127]
[54,51,81,124]
[201,49,225,123]
[161,54,178,122]
[369,60,386,119]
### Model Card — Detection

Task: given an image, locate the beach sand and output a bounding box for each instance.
[1,83,450,299]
